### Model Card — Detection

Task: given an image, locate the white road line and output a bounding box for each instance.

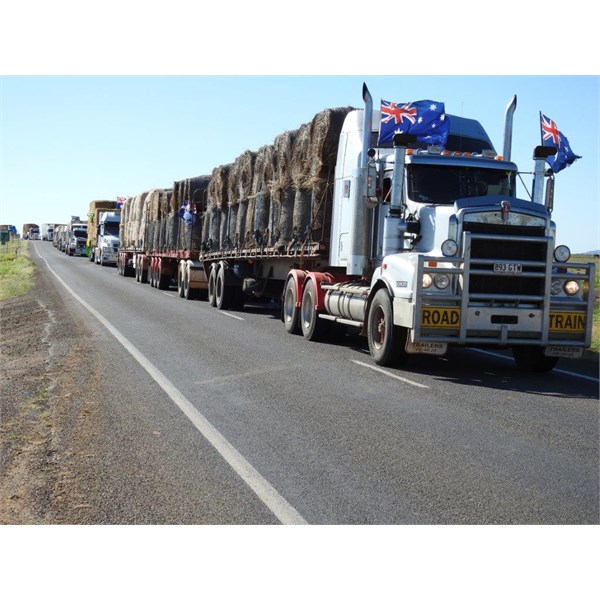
[34,247,307,525]
[351,359,429,389]
[468,348,599,383]
[162,292,178,298]
[221,311,245,321]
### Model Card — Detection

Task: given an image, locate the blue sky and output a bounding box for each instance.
[1,75,598,251]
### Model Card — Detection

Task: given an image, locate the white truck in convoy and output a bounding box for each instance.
[117,84,594,373]
[40,223,54,241]
[93,210,121,265]
[66,217,88,256]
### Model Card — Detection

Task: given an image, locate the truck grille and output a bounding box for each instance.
[464,225,548,300]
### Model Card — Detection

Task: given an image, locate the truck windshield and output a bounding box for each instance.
[74,229,87,239]
[407,164,515,204]
[104,223,119,236]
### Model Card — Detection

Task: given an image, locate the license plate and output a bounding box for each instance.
[420,307,460,328]
[494,262,522,273]
[544,346,584,358]
[549,312,586,332]
[406,341,447,355]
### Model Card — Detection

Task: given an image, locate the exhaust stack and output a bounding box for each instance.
[503,95,517,161]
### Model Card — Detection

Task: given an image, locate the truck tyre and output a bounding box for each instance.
[89,249,94,262]
[367,289,407,366]
[215,266,231,309]
[183,264,198,300]
[512,346,559,373]
[300,278,330,341]
[283,276,300,334]
[177,263,185,297]
[157,261,170,290]
[208,265,218,306]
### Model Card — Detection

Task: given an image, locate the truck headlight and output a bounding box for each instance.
[564,280,580,296]
[422,273,433,288]
[433,273,450,289]
[554,245,570,263]
[441,239,458,257]
[551,279,563,295]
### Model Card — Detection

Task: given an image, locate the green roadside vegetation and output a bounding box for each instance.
[0,239,35,301]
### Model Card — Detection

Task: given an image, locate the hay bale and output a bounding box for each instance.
[227,151,255,205]
[208,164,231,212]
[307,107,353,180]
[248,145,275,245]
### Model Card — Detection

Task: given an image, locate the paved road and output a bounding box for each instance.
[32,242,600,524]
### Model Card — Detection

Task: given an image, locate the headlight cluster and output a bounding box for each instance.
[551,278,580,296]
[422,272,452,290]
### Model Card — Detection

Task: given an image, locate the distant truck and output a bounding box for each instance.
[66,217,88,256]
[40,223,54,241]
[22,223,40,240]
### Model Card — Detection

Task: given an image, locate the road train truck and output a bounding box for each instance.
[87,200,120,265]
[118,84,594,372]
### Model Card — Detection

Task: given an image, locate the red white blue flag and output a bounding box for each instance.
[378,99,450,146]
[540,113,581,173]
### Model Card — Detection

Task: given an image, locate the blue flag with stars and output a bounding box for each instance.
[540,113,581,173]
[378,99,450,146]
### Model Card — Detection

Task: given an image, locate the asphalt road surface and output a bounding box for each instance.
[31,242,600,525]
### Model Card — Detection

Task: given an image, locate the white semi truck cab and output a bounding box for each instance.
[67,217,88,256]
[94,211,120,265]
[284,85,594,372]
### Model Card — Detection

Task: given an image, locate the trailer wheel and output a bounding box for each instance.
[367,289,407,366]
[215,266,231,309]
[157,260,170,290]
[283,276,300,334]
[512,346,559,373]
[177,262,185,297]
[300,279,330,341]
[208,264,218,307]
[183,263,198,300]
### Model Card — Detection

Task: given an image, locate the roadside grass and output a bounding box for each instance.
[0,239,35,301]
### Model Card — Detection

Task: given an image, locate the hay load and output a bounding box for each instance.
[87,200,117,246]
[248,144,275,247]
[175,175,210,251]
[120,105,354,257]
[206,165,231,249]
[227,150,256,247]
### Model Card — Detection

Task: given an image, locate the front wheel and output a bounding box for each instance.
[512,346,559,373]
[367,289,408,366]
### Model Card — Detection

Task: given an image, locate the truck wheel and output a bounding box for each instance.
[300,279,330,341]
[215,266,231,309]
[283,276,300,334]
[183,264,198,300]
[177,263,185,297]
[208,265,218,307]
[89,249,94,262]
[367,289,407,366]
[157,261,169,290]
[140,262,148,283]
[512,346,559,373]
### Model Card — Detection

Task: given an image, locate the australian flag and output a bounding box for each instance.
[540,113,581,174]
[378,99,450,146]
[178,200,196,225]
